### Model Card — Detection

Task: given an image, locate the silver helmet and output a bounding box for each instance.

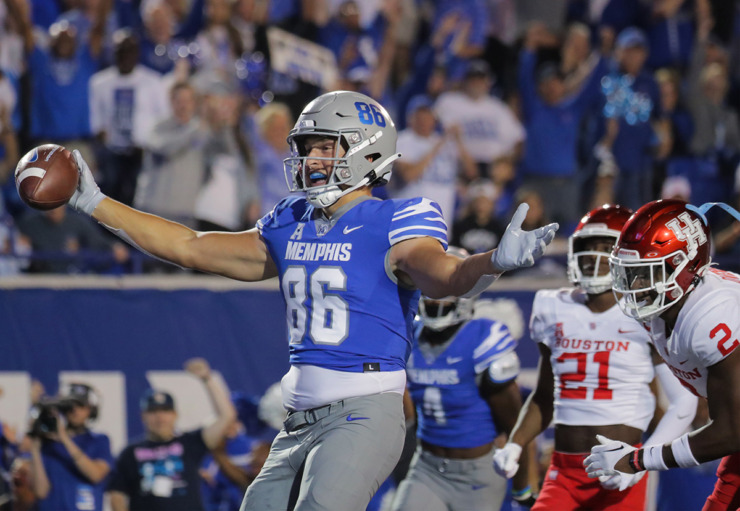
[283,91,401,208]
[419,247,475,331]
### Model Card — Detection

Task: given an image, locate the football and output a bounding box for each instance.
[15,144,79,210]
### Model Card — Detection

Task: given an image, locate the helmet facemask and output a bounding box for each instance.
[610,249,688,321]
[419,296,474,331]
[568,234,618,294]
[284,129,398,209]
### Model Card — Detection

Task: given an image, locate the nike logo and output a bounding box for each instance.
[471,484,487,490]
[618,328,637,334]
[678,359,689,364]
[446,356,463,364]
[346,414,370,422]
[603,446,625,453]
[343,225,363,234]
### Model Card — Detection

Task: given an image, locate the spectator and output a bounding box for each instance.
[599,0,696,71]
[451,179,506,254]
[517,22,605,228]
[652,67,694,192]
[489,156,517,220]
[16,206,129,273]
[595,27,662,211]
[560,22,600,96]
[436,60,524,178]
[0,420,19,511]
[193,74,259,231]
[8,0,108,145]
[28,382,113,511]
[684,8,740,206]
[134,81,208,229]
[90,28,169,207]
[137,0,193,75]
[427,0,488,82]
[55,0,118,65]
[107,358,236,511]
[10,458,35,511]
[0,211,29,276]
[199,415,270,511]
[247,102,294,216]
[192,0,244,74]
[389,95,476,228]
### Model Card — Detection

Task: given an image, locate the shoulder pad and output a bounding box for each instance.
[487,350,520,384]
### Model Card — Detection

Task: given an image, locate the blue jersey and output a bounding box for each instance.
[257,195,448,373]
[39,432,113,511]
[406,318,517,448]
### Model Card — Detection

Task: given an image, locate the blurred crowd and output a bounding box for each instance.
[0,361,284,511]
[0,0,738,275]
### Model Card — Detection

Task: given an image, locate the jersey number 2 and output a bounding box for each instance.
[556,352,612,400]
[283,266,349,345]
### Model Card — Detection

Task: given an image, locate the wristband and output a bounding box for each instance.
[628,449,644,472]
[671,433,700,468]
[642,444,668,471]
[511,485,531,501]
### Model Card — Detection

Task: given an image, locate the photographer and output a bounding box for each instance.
[28,383,113,511]
[108,358,236,511]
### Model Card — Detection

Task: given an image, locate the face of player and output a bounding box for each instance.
[142,409,177,440]
[301,136,347,188]
[624,264,663,308]
[577,237,614,277]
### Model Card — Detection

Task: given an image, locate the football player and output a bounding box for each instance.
[391,247,533,511]
[584,199,740,511]
[64,90,559,511]
[495,204,697,510]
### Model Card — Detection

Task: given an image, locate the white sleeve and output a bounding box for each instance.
[643,363,698,447]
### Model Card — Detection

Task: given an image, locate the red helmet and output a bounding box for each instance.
[568,204,633,294]
[609,199,712,321]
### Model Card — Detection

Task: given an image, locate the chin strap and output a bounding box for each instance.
[306,153,402,208]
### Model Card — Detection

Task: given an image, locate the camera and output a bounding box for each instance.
[28,398,76,438]
[28,383,101,438]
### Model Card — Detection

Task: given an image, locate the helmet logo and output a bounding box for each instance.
[665,212,707,253]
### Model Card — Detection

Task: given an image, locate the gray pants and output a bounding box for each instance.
[240,393,405,511]
[391,447,507,511]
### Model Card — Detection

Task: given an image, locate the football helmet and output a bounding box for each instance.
[568,204,633,294]
[283,91,401,208]
[419,247,475,331]
[609,199,712,321]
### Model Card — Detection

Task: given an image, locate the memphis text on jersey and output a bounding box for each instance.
[285,241,352,262]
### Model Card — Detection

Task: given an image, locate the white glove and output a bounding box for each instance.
[598,470,645,491]
[491,203,559,273]
[493,442,522,478]
[584,434,637,490]
[69,149,106,216]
